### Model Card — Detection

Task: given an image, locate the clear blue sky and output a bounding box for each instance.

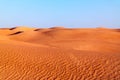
[0,0,120,28]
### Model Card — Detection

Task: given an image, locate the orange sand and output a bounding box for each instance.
[0,26,120,80]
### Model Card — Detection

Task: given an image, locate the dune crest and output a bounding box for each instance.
[50,26,65,29]
[0,27,120,80]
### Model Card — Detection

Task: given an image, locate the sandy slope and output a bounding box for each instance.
[0,27,120,80]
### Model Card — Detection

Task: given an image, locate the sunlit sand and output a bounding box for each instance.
[0,26,120,80]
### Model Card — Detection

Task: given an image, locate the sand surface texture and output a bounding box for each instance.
[0,27,120,80]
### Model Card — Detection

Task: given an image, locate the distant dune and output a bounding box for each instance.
[0,26,120,80]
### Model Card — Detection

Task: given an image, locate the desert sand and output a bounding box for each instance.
[0,26,120,80]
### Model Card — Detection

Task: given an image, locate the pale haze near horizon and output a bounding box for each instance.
[0,0,120,28]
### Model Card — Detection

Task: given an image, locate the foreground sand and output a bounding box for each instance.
[0,26,120,80]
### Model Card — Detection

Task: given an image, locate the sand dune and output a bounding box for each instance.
[0,27,120,80]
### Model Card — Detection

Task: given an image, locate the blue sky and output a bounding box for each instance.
[0,0,120,28]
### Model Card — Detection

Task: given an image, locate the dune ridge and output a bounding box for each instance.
[0,26,120,80]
